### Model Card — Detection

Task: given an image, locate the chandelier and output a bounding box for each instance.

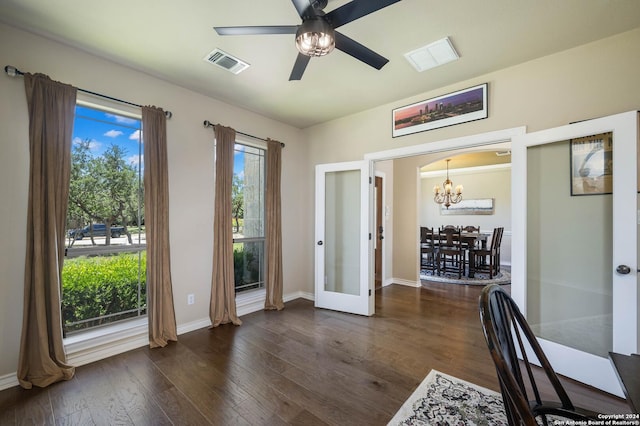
[433,159,463,209]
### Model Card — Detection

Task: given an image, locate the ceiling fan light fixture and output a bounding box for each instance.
[295,18,335,57]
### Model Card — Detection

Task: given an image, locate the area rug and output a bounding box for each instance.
[388,370,508,425]
[420,269,510,286]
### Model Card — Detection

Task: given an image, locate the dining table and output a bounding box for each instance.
[433,232,488,249]
[430,231,490,278]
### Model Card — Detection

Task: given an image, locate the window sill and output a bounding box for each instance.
[62,289,267,367]
[236,288,266,316]
[64,317,148,367]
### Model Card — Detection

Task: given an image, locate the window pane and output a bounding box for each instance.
[63,105,146,334]
[233,143,265,293]
[233,240,264,292]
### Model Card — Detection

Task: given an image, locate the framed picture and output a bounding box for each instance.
[440,198,494,215]
[392,83,488,137]
[570,132,612,195]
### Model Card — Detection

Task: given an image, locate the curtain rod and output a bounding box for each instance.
[203,120,285,147]
[4,65,172,119]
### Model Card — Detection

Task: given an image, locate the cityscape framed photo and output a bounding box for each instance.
[392,83,488,137]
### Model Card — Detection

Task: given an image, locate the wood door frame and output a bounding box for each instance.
[365,127,525,286]
[374,173,386,289]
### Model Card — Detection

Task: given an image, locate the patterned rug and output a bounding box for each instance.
[420,269,510,286]
[388,370,507,425]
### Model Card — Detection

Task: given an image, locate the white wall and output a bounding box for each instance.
[420,166,511,232]
[303,28,640,286]
[0,22,308,379]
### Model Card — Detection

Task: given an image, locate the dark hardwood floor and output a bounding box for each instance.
[0,283,629,425]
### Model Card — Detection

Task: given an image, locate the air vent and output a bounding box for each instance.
[203,48,250,74]
[404,37,459,72]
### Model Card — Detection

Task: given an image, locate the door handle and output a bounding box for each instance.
[317,240,323,246]
[616,265,631,274]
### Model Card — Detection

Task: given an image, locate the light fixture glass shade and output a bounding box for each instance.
[296,18,335,57]
[433,159,463,209]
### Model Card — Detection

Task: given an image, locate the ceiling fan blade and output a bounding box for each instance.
[291,0,314,18]
[214,26,298,36]
[325,0,402,28]
[334,31,388,70]
[289,53,311,80]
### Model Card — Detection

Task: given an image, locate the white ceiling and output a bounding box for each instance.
[2,0,640,129]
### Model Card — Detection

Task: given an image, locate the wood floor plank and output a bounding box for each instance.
[13,387,54,426]
[47,376,89,421]
[0,283,631,425]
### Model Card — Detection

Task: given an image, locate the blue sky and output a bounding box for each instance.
[73,105,142,167]
[74,104,245,176]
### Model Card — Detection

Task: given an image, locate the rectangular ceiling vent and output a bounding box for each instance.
[203,48,250,75]
[404,37,459,72]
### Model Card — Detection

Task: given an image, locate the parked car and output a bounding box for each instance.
[69,224,124,240]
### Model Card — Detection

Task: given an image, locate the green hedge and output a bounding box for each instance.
[62,251,146,332]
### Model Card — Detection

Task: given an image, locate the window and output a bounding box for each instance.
[233,142,266,293]
[62,103,146,335]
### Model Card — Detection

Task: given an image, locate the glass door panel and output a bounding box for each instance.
[324,169,361,296]
[526,139,613,357]
[315,160,373,316]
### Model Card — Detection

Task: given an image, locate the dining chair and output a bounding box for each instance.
[420,227,438,274]
[438,227,465,278]
[461,225,481,250]
[479,284,601,425]
[469,227,502,278]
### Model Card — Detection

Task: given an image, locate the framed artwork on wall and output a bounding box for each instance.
[440,198,494,215]
[570,132,612,195]
[392,83,488,137]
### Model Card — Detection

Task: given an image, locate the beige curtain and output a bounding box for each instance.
[210,125,242,326]
[17,73,77,389]
[142,106,178,348]
[264,139,284,310]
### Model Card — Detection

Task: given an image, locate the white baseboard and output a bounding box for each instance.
[392,278,421,288]
[0,372,18,390]
[0,289,314,392]
[285,290,314,302]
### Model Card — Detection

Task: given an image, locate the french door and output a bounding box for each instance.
[315,160,374,316]
[512,111,638,396]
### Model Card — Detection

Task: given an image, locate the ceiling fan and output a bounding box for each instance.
[213,0,402,80]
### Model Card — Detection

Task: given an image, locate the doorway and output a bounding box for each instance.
[366,127,522,288]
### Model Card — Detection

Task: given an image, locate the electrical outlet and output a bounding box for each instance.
[187,294,195,305]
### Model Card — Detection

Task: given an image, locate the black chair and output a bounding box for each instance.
[438,227,465,278]
[461,225,481,250]
[479,284,601,425]
[469,227,503,278]
[420,227,438,274]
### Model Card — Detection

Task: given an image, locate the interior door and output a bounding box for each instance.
[315,160,374,316]
[374,176,383,289]
[511,111,638,396]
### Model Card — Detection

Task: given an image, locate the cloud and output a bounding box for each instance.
[106,113,138,125]
[73,136,101,151]
[128,154,143,167]
[104,129,123,138]
[129,129,141,141]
